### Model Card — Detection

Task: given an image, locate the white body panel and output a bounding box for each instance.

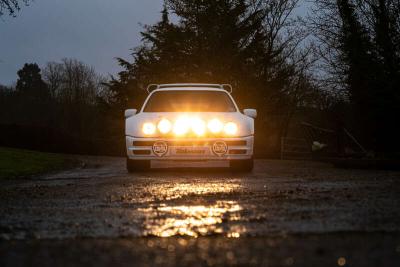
[125,86,255,161]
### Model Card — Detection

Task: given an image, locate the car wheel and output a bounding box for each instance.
[229,158,254,172]
[126,158,150,172]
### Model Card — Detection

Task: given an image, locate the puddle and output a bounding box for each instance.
[139,201,245,237]
[135,181,246,237]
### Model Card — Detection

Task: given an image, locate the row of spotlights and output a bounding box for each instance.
[142,118,238,136]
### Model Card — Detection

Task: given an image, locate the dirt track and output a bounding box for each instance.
[1,158,399,266]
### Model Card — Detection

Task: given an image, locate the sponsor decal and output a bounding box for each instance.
[152,141,168,157]
[176,148,206,154]
[212,141,228,156]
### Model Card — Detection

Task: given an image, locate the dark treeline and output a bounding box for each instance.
[1,0,399,157]
[0,60,121,155]
[310,0,400,156]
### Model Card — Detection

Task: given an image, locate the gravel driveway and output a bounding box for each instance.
[1,157,399,266]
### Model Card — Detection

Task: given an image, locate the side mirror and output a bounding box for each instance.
[243,109,257,119]
[125,109,137,118]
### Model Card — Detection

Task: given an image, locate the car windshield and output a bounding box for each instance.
[143,90,237,112]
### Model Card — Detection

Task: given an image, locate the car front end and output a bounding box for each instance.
[125,85,256,171]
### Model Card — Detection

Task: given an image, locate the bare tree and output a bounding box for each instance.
[308,0,400,95]
[307,0,348,94]
[43,62,64,99]
[0,0,29,16]
[245,0,316,137]
[43,59,105,105]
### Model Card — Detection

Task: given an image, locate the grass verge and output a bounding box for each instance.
[0,147,76,179]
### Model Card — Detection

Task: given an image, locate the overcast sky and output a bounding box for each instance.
[0,0,164,85]
[0,0,309,86]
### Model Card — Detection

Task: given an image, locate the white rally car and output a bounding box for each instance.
[125,83,257,171]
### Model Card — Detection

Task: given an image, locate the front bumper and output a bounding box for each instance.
[126,136,254,160]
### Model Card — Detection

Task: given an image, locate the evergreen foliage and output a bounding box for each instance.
[106,0,315,148]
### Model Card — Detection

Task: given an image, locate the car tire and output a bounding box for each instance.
[229,158,254,172]
[126,158,150,172]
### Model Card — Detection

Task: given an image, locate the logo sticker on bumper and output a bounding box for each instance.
[152,141,168,157]
[212,141,228,157]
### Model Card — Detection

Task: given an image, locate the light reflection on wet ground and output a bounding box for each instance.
[143,181,241,201]
[112,177,243,204]
[131,181,246,237]
[139,201,245,237]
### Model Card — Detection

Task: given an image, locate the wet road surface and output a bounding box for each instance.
[1,157,400,266]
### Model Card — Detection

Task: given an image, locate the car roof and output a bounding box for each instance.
[141,84,239,112]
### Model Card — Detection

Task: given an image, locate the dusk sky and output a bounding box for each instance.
[0,0,164,85]
[0,0,309,85]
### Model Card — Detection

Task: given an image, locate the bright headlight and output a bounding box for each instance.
[191,117,206,136]
[158,118,172,134]
[173,116,190,135]
[224,122,238,135]
[207,118,223,134]
[142,122,156,135]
